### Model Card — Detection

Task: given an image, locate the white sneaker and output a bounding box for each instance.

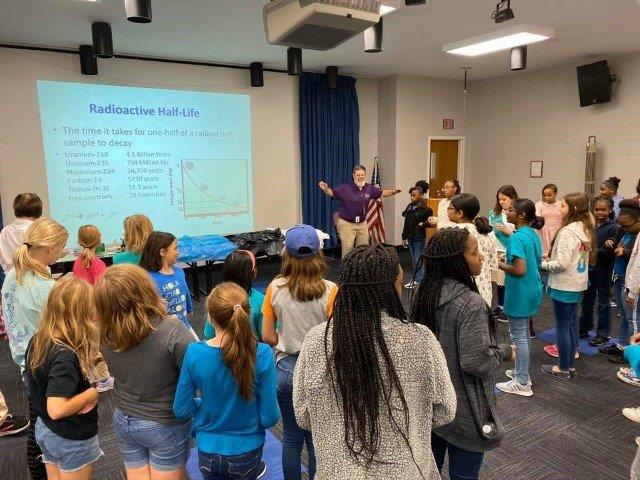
[617,369,640,387]
[496,379,533,397]
[623,407,640,423]
[97,376,114,392]
[505,370,533,385]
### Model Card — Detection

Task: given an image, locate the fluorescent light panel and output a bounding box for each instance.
[443,24,554,57]
[380,5,396,15]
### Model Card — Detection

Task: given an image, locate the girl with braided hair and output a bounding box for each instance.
[411,228,515,480]
[293,245,455,479]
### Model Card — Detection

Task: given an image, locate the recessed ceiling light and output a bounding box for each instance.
[443,24,554,57]
[380,5,396,15]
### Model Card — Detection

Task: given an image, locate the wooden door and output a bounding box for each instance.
[429,140,459,198]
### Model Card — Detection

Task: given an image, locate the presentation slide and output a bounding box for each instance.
[36,80,252,245]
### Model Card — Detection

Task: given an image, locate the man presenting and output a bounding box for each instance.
[318,165,401,258]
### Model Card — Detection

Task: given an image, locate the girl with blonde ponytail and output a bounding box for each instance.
[1,218,68,369]
[174,282,279,480]
[25,276,103,479]
[72,225,107,285]
[1,218,67,480]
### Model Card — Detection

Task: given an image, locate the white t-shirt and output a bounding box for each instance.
[436,198,456,230]
[0,218,34,273]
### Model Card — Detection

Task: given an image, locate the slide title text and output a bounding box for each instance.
[89,103,200,117]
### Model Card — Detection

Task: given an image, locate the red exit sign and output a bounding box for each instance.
[442,118,454,129]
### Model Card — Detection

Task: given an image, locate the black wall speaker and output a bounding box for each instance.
[326,66,338,89]
[79,45,98,75]
[250,62,264,87]
[577,60,613,107]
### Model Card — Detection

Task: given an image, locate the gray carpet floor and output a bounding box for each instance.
[1,251,638,479]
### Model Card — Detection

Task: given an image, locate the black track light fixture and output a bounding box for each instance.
[250,62,264,87]
[405,0,426,5]
[287,48,302,76]
[326,66,338,89]
[91,22,113,58]
[492,0,514,23]
[125,0,152,23]
[79,45,98,75]
[364,17,383,53]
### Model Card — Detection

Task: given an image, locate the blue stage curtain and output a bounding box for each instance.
[300,72,360,246]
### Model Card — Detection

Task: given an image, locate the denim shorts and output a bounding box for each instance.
[34,417,103,473]
[113,408,191,471]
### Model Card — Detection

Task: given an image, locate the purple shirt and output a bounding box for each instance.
[333,182,382,222]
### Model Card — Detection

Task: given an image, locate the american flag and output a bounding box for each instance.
[366,159,386,245]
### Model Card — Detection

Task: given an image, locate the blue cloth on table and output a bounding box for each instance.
[178,235,238,262]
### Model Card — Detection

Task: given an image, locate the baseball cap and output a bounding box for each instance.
[284,224,320,258]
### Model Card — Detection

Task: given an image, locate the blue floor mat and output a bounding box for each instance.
[536,328,618,356]
[186,430,301,480]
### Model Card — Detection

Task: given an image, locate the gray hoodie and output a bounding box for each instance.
[541,221,592,292]
[433,278,511,452]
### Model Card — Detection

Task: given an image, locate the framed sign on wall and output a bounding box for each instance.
[530,160,543,178]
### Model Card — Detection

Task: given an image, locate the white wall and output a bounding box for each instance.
[0,47,379,236]
[377,75,468,244]
[467,53,640,211]
[356,77,379,173]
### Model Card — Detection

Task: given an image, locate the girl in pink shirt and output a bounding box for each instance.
[72,225,107,285]
[535,184,563,256]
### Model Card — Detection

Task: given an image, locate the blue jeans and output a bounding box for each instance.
[507,316,531,384]
[112,409,191,471]
[615,276,636,346]
[198,446,263,480]
[408,237,425,282]
[276,355,315,480]
[432,433,484,480]
[553,299,579,371]
[579,282,611,337]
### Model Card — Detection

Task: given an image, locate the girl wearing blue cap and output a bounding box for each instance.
[262,224,337,480]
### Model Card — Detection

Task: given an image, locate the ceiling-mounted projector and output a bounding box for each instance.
[264,0,381,51]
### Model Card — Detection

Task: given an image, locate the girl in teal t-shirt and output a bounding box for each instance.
[496,199,544,397]
[204,250,265,340]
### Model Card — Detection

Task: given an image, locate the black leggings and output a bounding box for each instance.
[27,390,47,480]
[496,285,505,307]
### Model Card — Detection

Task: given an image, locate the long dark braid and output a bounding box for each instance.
[411,228,497,338]
[324,245,421,470]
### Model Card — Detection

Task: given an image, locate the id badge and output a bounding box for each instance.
[355,216,360,223]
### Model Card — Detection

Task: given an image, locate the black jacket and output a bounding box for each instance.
[591,219,619,280]
[401,202,432,240]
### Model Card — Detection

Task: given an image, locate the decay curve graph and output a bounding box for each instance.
[181,159,249,218]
